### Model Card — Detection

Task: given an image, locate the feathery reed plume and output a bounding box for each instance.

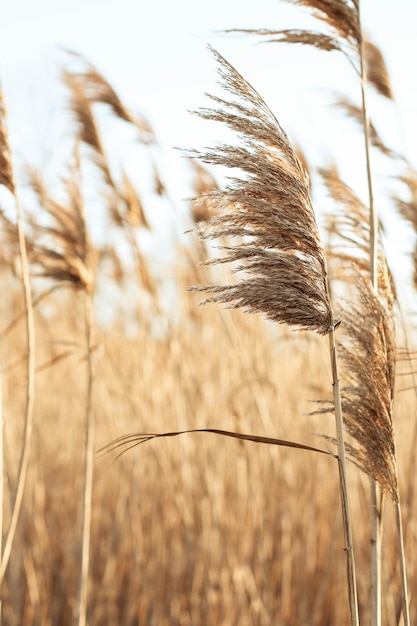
[27,166,96,292]
[340,278,408,625]
[320,164,394,293]
[106,172,158,304]
[241,5,396,622]
[363,38,393,99]
[190,51,332,334]
[227,0,361,62]
[63,51,155,145]
[63,72,114,188]
[321,164,409,626]
[227,4,392,292]
[226,0,359,52]
[337,275,397,496]
[318,170,397,490]
[226,27,345,53]
[0,88,36,595]
[188,47,359,625]
[283,0,360,43]
[63,58,161,307]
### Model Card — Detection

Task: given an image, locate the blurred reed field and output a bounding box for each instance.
[1,1,417,625]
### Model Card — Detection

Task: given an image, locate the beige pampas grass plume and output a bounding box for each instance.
[63,51,155,145]
[188,46,359,626]
[248,6,395,623]
[321,164,409,626]
[27,162,97,293]
[338,276,397,497]
[62,71,114,188]
[190,49,332,335]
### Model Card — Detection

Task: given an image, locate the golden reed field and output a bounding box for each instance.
[1,1,417,625]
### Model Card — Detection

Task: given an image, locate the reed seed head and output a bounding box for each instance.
[189,47,333,334]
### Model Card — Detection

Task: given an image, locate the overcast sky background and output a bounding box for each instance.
[1,0,417,311]
[2,1,417,154]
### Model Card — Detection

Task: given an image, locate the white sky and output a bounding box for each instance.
[1,0,417,311]
[2,0,417,156]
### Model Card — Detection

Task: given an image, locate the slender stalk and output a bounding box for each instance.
[395,498,410,626]
[358,46,378,287]
[358,10,409,624]
[328,325,360,626]
[77,293,95,626]
[0,192,36,585]
[357,9,383,625]
[369,479,382,626]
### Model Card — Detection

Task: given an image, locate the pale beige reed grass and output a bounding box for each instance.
[187,46,359,625]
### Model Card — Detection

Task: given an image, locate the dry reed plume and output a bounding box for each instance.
[228,2,406,623]
[320,162,409,624]
[189,48,332,335]
[186,46,360,625]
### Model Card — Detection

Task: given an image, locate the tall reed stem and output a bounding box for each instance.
[369,479,382,626]
[77,293,95,626]
[358,10,409,624]
[395,497,410,626]
[357,8,383,625]
[360,46,383,617]
[358,7,409,624]
[0,191,36,586]
[328,325,360,626]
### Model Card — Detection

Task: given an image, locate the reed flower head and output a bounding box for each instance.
[189,47,333,334]
[321,165,398,500]
[27,158,96,293]
[339,274,398,501]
